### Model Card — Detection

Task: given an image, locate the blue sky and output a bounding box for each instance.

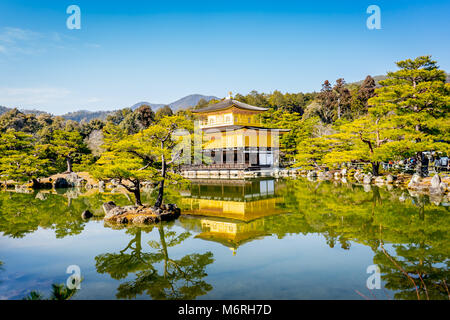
[0,0,449,114]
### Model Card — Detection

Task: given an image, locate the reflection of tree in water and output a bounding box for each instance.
[274,179,450,299]
[372,193,449,300]
[0,190,136,239]
[23,283,79,300]
[95,223,214,300]
[0,260,3,285]
[374,244,449,300]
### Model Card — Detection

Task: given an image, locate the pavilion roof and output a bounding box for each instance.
[202,125,291,132]
[193,98,269,113]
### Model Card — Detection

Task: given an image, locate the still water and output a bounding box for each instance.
[0,178,448,300]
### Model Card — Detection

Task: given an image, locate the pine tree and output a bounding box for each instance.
[0,130,52,184]
[368,55,450,175]
[93,115,191,207]
[351,75,376,117]
[333,78,351,120]
[317,80,336,124]
[50,130,88,173]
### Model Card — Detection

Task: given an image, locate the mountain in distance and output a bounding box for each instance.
[0,106,9,115]
[62,110,114,122]
[63,93,219,122]
[0,94,220,122]
[131,94,219,112]
[0,105,50,116]
[167,94,219,111]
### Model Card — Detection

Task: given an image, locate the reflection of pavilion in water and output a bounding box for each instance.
[181,179,285,255]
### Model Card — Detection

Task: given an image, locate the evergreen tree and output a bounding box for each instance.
[155,105,174,121]
[50,130,89,173]
[135,105,156,127]
[351,75,376,116]
[0,130,52,184]
[94,115,191,207]
[333,78,351,120]
[317,80,336,124]
[368,55,450,175]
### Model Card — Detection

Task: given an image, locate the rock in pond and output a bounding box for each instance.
[81,210,93,219]
[102,201,117,214]
[408,174,422,189]
[431,174,441,188]
[386,174,395,184]
[53,177,70,189]
[363,173,373,185]
[374,176,384,185]
[429,174,446,194]
[102,201,181,225]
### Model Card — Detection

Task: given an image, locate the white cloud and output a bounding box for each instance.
[0,27,42,43]
[85,43,101,48]
[0,27,74,56]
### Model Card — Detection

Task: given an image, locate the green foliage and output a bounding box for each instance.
[316,79,353,123]
[351,75,376,117]
[94,115,192,206]
[234,90,317,114]
[261,110,318,165]
[106,106,157,135]
[0,130,53,183]
[296,56,450,172]
[369,55,450,155]
[23,283,79,300]
[95,224,214,300]
[0,109,40,133]
[50,130,89,173]
[155,105,174,120]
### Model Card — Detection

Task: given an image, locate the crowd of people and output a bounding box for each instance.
[382,152,449,175]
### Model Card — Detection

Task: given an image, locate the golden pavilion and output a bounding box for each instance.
[185,94,289,175]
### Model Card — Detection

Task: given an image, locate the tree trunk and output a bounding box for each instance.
[31,178,40,189]
[66,157,73,173]
[133,180,142,206]
[372,186,381,206]
[372,161,380,176]
[158,224,169,278]
[155,153,166,208]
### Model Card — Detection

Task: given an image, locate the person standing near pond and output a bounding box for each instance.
[416,152,429,177]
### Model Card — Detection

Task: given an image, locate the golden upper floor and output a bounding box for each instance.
[193,98,269,129]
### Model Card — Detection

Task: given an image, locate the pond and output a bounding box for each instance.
[0,178,448,300]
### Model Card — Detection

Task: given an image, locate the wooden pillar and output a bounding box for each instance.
[237,148,245,165]
[216,149,224,164]
[225,148,234,164]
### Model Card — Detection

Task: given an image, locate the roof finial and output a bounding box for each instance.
[227,91,233,100]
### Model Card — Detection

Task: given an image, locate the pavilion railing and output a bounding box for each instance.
[180,163,252,170]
